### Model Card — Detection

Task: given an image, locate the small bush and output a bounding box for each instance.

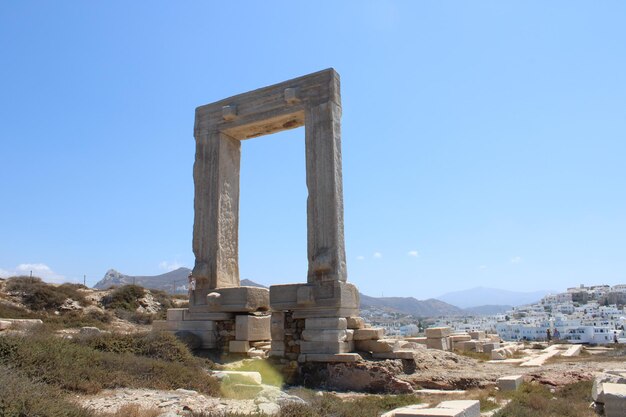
[0,365,95,417]
[102,285,146,311]
[0,300,44,319]
[77,331,198,364]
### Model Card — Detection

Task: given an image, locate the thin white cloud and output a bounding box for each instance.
[511,256,522,264]
[408,250,419,257]
[356,255,365,261]
[1,263,69,284]
[373,252,383,259]
[159,260,184,272]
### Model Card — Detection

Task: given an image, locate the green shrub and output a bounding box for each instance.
[5,276,89,311]
[0,365,95,417]
[0,331,219,395]
[101,285,146,311]
[113,308,154,324]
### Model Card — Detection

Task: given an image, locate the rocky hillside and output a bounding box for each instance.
[360,293,463,317]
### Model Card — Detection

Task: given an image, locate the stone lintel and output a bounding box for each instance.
[299,353,362,363]
[195,68,340,140]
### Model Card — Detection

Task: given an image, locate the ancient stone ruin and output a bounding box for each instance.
[156,69,387,362]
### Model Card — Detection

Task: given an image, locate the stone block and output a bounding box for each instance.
[198,331,217,349]
[601,383,626,417]
[355,339,395,353]
[498,375,523,392]
[176,320,216,331]
[425,327,452,338]
[229,340,251,353]
[455,340,479,352]
[394,408,464,417]
[347,317,365,329]
[301,353,362,363]
[293,308,359,319]
[212,370,261,385]
[235,314,270,341]
[299,341,354,354]
[208,286,269,313]
[426,337,448,351]
[305,317,347,330]
[491,348,507,360]
[372,350,415,360]
[269,281,359,311]
[302,329,348,342]
[270,312,285,340]
[469,331,485,340]
[437,400,480,417]
[353,328,384,340]
[482,342,500,353]
[166,308,185,321]
[346,329,354,341]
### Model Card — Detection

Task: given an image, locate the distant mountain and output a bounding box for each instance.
[462,305,513,316]
[359,293,463,317]
[437,286,550,308]
[95,268,268,294]
[94,268,192,293]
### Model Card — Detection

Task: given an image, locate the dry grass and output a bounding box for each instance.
[0,328,219,396]
[494,381,595,417]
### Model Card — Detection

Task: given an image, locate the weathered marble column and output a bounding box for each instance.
[192,130,241,292]
[305,101,347,284]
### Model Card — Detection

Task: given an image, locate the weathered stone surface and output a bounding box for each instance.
[182,310,235,321]
[205,286,269,313]
[302,329,348,342]
[213,370,262,385]
[601,383,626,417]
[455,341,479,352]
[300,353,362,363]
[497,375,523,392]
[593,372,626,401]
[355,339,395,353]
[372,350,415,360]
[270,312,285,340]
[405,337,427,345]
[426,338,449,351]
[79,327,102,336]
[305,317,347,330]
[270,281,359,312]
[482,342,500,353]
[394,407,464,416]
[353,328,384,340]
[425,327,452,338]
[468,331,485,340]
[297,360,413,393]
[437,400,480,417]
[166,308,185,321]
[235,314,270,341]
[0,320,12,331]
[346,316,365,329]
[229,340,251,353]
[299,341,354,354]
[175,330,202,350]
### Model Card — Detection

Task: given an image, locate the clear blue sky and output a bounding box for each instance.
[1,1,625,299]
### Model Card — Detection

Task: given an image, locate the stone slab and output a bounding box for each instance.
[207,286,270,313]
[269,281,359,311]
[482,342,500,353]
[353,328,384,340]
[497,375,523,392]
[455,341,479,352]
[355,339,395,353]
[561,345,582,357]
[235,314,270,341]
[437,400,480,417]
[229,340,251,353]
[602,383,626,417]
[212,370,262,385]
[292,308,359,319]
[406,337,427,345]
[305,317,347,330]
[300,353,362,363]
[183,310,234,321]
[302,329,348,342]
[299,341,354,354]
[425,327,452,338]
[394,408,464,417]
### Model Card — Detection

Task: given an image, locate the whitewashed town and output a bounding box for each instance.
[366,283,626,345]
